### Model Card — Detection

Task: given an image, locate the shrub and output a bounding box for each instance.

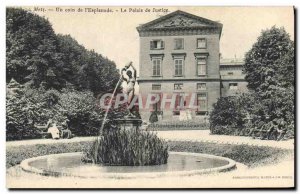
[59,89,102,136]
[210,96,248,135]
[84,126,169,166]
[148,119,208,131]
[6,81,42,140]
[7,84,105,140]
[6,95,40,140]
[24,87,66,124]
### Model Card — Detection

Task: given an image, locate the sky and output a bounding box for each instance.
[28,6,294,74]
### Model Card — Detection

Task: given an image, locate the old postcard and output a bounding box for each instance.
[6,6,295,189]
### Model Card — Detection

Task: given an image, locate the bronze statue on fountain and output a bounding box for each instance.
[117,62,142,130]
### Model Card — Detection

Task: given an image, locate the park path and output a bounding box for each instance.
[6,130,294,149]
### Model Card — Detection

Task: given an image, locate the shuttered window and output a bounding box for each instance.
[152,59,161,76]
[197,38,206,48]
[174,38,184,50]
[150,40,164,50]
[197,93,207,111]
[174,59,184,76]
[197,58,207,76]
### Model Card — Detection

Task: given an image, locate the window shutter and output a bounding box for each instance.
[158,93,162,111]
[161,41,164,49]
[150,41,154,49]
[175,94,181,110]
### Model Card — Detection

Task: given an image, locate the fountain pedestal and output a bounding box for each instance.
[115,117,142,131]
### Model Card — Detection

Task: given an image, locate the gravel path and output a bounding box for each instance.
[6,130,294,149]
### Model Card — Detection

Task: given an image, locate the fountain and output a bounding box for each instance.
[19,62,237,178]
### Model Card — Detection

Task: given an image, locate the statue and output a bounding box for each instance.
[121,62,137,117]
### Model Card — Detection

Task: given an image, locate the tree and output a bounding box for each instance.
[240,26,294,139]
[244,26,293,91]
[57,35,120,95]
[76,50,120,95]
[6,8,65,89]
[56,34,88,87]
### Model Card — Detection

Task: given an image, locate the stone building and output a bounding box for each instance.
[136,10,247,121]
[220,58,248,97]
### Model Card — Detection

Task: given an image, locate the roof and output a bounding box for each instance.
[137,10,222,34]
[220,58,245,66]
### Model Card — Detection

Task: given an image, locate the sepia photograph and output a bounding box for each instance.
[5,6,295,189]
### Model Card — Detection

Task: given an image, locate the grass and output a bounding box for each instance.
[6,140,293,169]
[6,142,91,168]
[168,141,294,168]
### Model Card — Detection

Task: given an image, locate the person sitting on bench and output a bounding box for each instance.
[60,119,73,139]
[47,122,60,139]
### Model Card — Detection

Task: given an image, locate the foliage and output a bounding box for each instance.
[244,26,293,91]
[6,8,120,95]
[6,80,42,140]
[85,126,169,166]
[243,26,295,138]
[57,35,120,95]
[7,82,105,140]
[148,119,208,131]
[59,89,102,136]
[6,7,65,89]
[6,82,66,140]
[6,8,122,140]
[210,27,294,139]
[209,94,254,135]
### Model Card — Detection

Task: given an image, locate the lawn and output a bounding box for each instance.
[6,140,293,169]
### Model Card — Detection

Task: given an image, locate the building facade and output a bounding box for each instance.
[137,10,247,121]
[220,58,248,97]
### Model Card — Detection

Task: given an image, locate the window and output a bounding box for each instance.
[197,58,207,76]
[152,84,161,90]
[229,83,238,90]
[152,58,161,76]
[197,93,207,111]
[228,72,234,75]
[174,83,183,90]
[197,38,206,49]
[174,59,184,76]
[174,38,184,50]
[150,40,164,50]
[197,83,206,90]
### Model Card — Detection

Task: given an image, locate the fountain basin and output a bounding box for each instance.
[20,152,236,179]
